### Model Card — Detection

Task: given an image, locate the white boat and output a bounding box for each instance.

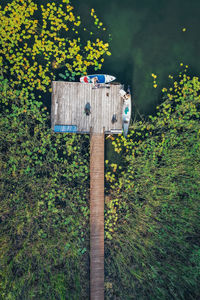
[122,90,131,137]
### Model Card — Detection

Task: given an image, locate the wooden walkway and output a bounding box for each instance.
[51,81,123,134]
[90,130,104,299]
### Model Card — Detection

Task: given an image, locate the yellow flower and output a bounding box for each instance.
[182,28,186,32]
[0,0,110,94]
[151,73,157,79]
[153,84,157,88]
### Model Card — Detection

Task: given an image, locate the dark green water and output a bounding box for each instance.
[77,0,200,160]
[79,0,200,116]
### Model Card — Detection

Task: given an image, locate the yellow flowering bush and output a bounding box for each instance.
[0,0,111,93]
[105,197,119,240]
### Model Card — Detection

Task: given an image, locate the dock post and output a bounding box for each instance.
[90,128,105,300]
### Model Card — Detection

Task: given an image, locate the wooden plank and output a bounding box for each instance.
[51,82,55,129]
[90,130,104,299]
[114,86,119,130]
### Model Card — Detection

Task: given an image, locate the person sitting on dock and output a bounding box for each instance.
[84,103,91,116]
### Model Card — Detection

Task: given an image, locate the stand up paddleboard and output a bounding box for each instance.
[121,88,131,137]
[80,74,116,84]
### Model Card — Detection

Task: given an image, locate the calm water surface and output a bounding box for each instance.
[78,0,200,160]
[79,0,200,116]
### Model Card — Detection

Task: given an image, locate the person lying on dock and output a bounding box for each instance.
[91,76,100,88]
[119,89,131,101]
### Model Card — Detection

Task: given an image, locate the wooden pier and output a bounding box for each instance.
[51,81,125,300]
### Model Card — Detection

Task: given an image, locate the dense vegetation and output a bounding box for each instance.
[0,1,200,299]
[105,71,200,299]
[0,77,90,299]
[1,69,199,299]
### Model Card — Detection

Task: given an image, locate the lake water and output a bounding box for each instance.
[79,0,200,116]
[78,0,200,160]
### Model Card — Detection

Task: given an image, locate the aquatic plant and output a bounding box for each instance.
[0,0,110,93]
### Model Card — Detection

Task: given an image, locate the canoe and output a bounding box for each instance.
[122,93,131,137]
[80,74,116,84]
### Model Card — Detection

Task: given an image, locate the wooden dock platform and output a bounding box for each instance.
[51,81,123,134]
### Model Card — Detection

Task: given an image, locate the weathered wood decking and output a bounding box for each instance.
[90,130,104,299]
[51,81,123,134]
